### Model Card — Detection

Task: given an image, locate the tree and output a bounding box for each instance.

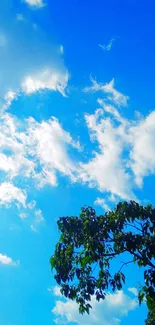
[145,310,155,325]
[50,201,155,322]
[145,297,155,325]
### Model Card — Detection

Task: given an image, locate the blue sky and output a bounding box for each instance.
[0,0,155,324]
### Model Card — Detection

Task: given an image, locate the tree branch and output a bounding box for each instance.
[101,250,127,258]
[125,223,142,232]
[127,249,155,269]
[118,260,134,273]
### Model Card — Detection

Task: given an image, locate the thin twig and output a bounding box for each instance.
[125,223,142,232]
[118,260,134,272]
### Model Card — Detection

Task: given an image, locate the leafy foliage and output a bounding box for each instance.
[145,310,155,325]
[50,201,155,320]
[145,296,155,324]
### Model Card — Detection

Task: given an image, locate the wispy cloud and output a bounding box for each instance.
[94,197,111,211]
[84,77,129,107]
[30,209,44,232]
[128,288,138,297]
[99,38,116,51]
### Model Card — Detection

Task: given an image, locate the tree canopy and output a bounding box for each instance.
[50,201,155,323]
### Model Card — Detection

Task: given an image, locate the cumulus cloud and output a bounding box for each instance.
[0,253,19,266]
[52,289,138,325]
[99,38,116,51]
[84,77,129,107]
[24,0,45,8]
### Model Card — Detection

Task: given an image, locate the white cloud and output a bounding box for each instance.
[128,111,155,187]
[108,193,118,203]
[0,108,80,211]
[94,197,110,211]
[97,99,123,121]
[84,77,129,107]
[0,113,35,180]
[35,209,44,223]
[99,38,116,51]
[29,207,44,231]
[21,68,69,97]
[48,286,62,297]
[0,183,26,207]
[1,78,155,210]
[52,290,138,325]
[53,286,62,297]
[27,200,36,210]
[79,101,155,201]
[79,109,134,200]
[0,152,35,178]
[25,116,80,187]
[24,0,45,8]
[0,253,19,266]
[0,7,69,104]
[19,212,27,219]
[0,111,80,190]
[4,90,17,110]
[128,288,138,297]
